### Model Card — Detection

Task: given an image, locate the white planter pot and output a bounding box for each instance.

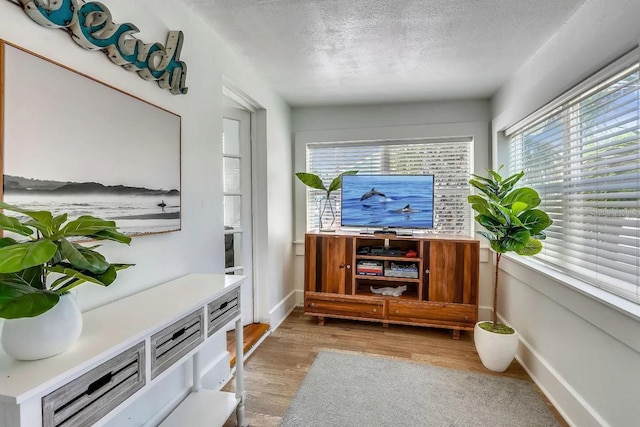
[474,321,519,372]
[1,294,83,361]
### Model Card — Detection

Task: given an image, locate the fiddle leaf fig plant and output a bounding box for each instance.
[468,167,552,333]
[0,201,133,319]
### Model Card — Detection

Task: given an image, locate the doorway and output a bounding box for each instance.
[222,84,270,367]
[222,91,271,363]
[222,105,254,324]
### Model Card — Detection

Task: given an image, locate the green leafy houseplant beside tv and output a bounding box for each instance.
[295,170,357,231]
[468,167,552,372]
[0,201,133,360]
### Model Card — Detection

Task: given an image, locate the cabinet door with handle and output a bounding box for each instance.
[428,240,479,304]
[321,235,353,294]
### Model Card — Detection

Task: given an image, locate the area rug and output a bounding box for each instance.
[281,351,560,427]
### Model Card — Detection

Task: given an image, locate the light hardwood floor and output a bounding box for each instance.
[228,323,271,368]
[223,307,567,426]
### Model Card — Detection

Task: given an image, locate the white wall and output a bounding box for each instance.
[491,0,640,425]
[291,100,494,317]
[293,100,491,132]
[0,0,292,424]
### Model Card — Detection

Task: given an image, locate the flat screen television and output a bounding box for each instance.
[340,174,434,230]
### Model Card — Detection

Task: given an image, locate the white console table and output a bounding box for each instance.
[0,273,246,427]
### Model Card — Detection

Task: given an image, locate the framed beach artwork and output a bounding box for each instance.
[0,41,181,236]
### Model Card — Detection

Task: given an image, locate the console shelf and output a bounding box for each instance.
[0,274,246,427]
[355,255,419,262]
[356,275,420,283]
[304,232,479,338]
[356,289,420,299]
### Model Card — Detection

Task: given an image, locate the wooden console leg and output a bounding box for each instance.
[451,329,461,340]
[317,316,325,326]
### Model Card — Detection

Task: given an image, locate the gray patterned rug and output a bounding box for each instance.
[281,351,560,427]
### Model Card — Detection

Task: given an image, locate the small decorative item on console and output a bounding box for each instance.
[370,285,407,297]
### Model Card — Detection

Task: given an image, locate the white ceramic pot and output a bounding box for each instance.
[474,321,519,372]
[1,293,83,360]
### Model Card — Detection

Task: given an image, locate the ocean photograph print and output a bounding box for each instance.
[0,41,181,236]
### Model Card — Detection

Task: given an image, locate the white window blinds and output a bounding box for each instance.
[506,58,640,303]
[305,138,473,234]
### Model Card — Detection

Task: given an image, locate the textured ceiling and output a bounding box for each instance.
[181,0,587,106]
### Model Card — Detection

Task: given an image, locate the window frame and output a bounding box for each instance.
[293,122,490,241]
[305,137,473,236]
[503,47,640,308]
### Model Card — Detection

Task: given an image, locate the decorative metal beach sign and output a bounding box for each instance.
[0,42,181,236]
[16,0,188,95]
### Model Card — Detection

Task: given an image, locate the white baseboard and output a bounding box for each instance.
[486,312,608,427]
[515,335,609,427]
[202,351,232,389]
[268,289,302,331]
[477,305,492,321]
[476,312,607,426]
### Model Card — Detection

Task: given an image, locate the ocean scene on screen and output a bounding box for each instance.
[341,175,434,228]
[3,175,180,236]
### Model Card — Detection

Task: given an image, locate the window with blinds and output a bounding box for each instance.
[305,138,473,234]
[507,59,640,303]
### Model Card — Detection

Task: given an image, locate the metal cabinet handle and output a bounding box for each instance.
[171,328,186,341]
[88,372,113,395]
[395,309,399,314]
[425,269,430,274]
[310,302,315,307]
[346,264,351,270]
[372,308,377,312]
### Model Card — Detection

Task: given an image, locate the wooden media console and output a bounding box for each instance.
[304,232,480,339]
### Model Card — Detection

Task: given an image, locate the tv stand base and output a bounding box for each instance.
[373,229,396,235]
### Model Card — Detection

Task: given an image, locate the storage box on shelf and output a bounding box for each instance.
[384,262,419,278]
[0,274,246,427]
[304,232,480,338]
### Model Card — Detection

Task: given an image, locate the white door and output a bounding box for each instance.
[222,107,254,325]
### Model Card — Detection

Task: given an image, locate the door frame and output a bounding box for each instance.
[223,78,266,324]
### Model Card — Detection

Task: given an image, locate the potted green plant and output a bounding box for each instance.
[0,201,133,360]
[295,170,358,231]
[468,167,552,372]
